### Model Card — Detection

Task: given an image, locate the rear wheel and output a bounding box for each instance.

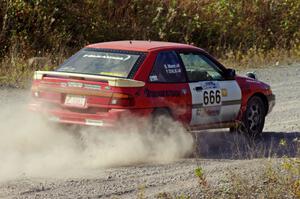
[234,96,266,138]
[151,109,195,157]
[151,108,174,134]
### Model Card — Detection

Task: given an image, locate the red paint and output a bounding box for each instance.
[30,41,275,129]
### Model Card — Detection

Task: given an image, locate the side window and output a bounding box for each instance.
[149,51,186,83]
[179,52,224,82]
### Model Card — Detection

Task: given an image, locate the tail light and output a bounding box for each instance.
[110,93,134,106]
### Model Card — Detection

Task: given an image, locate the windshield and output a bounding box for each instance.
[57,48,143,78]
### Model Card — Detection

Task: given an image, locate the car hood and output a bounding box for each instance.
[235,75,271,90]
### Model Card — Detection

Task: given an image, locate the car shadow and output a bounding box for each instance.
[193,131,300,159]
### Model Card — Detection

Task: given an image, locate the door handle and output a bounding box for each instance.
[195,86,203,91]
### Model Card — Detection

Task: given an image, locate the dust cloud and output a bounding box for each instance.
[0,92,194,182]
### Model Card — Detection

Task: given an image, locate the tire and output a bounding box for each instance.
[151,108,195,158]
[236,96,266,138]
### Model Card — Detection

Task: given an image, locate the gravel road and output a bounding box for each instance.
[0,63,299,198]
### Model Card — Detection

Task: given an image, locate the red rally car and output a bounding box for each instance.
[30,41,275,136]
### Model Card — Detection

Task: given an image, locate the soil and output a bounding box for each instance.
[0,63,299,199]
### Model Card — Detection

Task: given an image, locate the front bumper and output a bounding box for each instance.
[267,94,275,114]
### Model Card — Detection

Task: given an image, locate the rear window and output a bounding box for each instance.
[57,48,144,78]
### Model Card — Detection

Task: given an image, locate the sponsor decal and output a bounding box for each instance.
[67,82,83,88]
[181,89,187,95]
[164,64,182,74]
[221,88,228,97]
[144,89,181,97]
[149,75,158,81]
[83,54,131,61]
[60,82,101,90]
[84,84,101,90]
[203,81,218,89]
[196,106,221,117]
[196,107,221,116]
[203,106,221,116]
[60,82,67,87]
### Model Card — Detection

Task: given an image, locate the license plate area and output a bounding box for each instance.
[64,94,86,108]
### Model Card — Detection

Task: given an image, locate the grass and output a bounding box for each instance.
[151,133,300,199]
[1,0,299,87]
[218,158,300,198]
[194,167,207,187]
[0,50,61,88]
[0,45,299,88]
[2,0,299,55]
[220,44,300,69]
[152,158,300,199]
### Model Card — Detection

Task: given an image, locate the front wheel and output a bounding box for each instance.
[235,96,266,138]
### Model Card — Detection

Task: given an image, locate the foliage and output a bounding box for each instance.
[194,166,208,186]
[0,0,299,56]
[0,0,299,87]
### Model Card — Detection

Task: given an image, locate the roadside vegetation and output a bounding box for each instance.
[189,137,300,198]
[192,158,300,198]
[0,0,299,87]
[151,138,300,199]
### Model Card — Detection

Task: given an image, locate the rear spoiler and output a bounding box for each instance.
[33,71,145,87]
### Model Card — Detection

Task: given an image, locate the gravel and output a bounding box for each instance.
[0,63,299,199]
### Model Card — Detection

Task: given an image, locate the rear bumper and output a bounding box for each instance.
[267,94,275,114]
[29,102,148,127]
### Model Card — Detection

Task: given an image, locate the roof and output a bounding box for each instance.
[86,40,201,52]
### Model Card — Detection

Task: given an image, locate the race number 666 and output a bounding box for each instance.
[203,89,222,106]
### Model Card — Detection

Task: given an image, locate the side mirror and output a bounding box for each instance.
[225,68,236,79]
[246,72,257,80]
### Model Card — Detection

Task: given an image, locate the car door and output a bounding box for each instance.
[178,52,242,126]
[146,50,191,124]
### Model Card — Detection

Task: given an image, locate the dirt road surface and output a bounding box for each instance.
[0,64,299,198]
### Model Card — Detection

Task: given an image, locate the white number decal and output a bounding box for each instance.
[203,89,221,106]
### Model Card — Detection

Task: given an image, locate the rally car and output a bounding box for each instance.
[30,41,275,136]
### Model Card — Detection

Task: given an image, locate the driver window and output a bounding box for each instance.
[149,51,186,83]
[179,52,224,82]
